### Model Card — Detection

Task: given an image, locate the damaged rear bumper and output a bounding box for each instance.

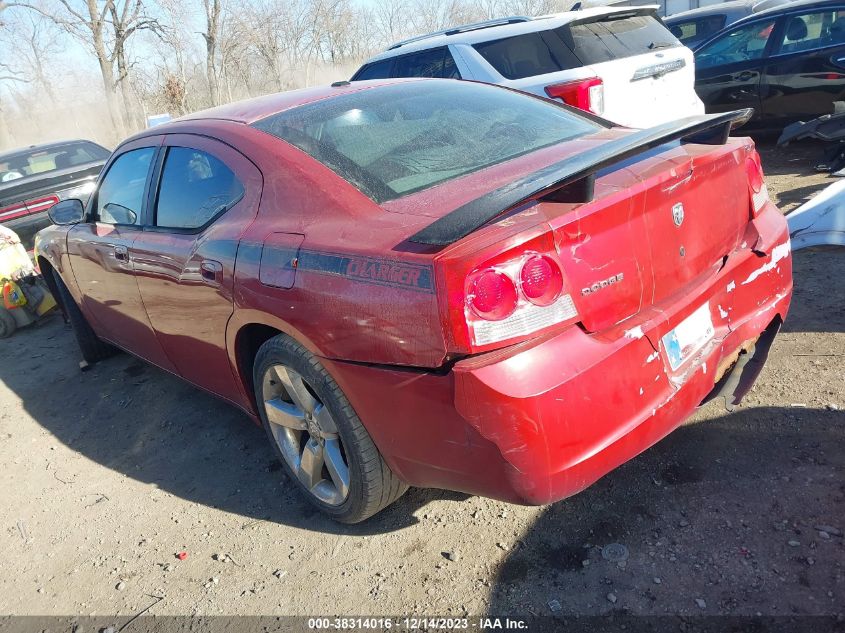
[326,204,792,505]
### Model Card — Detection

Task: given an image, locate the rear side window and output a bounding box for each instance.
[774,10,845,54]
[473,32,580,79]
[392,47,462,79]
[252,81,602,202]
[154,147,244,229]
[559,14,681,64]
[668,15,727,44]
[353,59,393,80]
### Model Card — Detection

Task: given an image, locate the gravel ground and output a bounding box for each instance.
[0,139,842,621]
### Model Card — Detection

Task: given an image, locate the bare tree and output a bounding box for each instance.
[201,0,222,105]
[107,0,161,129]
[0,11,61,105]
[371,0,410,47]
[7,0,159,138]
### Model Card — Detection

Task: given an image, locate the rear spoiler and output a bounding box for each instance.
[408,109,753,247]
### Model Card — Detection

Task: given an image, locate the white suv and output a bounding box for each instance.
[351,7,705,129]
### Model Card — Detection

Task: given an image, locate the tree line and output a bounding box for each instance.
[0,0,572,148]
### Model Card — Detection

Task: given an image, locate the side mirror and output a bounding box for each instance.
[48,199,85,225]
[101,203,137,225]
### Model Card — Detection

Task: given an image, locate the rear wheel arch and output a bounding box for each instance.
[234,322,285,409]
[228,311,328,409]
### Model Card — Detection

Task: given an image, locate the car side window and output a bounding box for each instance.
[353,59,393,80]
[474,32,578,79]
[695,19,776,69]
[775,10,845,54]
[669,15,727,44]
[154,147,244,230]
[393,47,462,79]
[94,147,155,225]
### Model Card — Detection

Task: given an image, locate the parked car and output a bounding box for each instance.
[0,140,109,250]
[36,79,792,523]
[351,7,704,129]
[693,0,845,131]
[665,0,791,49]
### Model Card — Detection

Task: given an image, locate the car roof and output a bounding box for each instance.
[665,0,755,22]
[364,5,660,62]
[665,0,795,22]
[162,80,407,127]
[0,139,105,161]
[740,0,845,20]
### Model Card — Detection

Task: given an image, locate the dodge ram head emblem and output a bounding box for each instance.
[672,202,685,227]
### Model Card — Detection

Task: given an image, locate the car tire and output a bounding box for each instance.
[0,307,16,338]
[51,269,116,364]
[253,334,408,523]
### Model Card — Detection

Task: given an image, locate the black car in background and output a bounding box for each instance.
[693,0,845,131]
[0,140,109,250]
[666,0,790,49]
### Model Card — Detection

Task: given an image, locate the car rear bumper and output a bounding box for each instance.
[326,204,792,504]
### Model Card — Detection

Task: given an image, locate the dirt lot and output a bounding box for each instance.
[0,139,843,623]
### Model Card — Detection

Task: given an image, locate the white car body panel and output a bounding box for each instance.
[361,7,705,129]
[787,180,845,250]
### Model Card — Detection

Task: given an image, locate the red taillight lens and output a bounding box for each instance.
[0,202,28,222]
[747,157,764,193]
[746,151,768,216]
[520,255,563,306]
[0,195,59,222]
[468,269,518,320]
[25,195,60,214]
[545,77,604,115]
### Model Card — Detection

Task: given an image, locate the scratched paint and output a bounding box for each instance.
[741,241,791,286]
[624,326,645,340]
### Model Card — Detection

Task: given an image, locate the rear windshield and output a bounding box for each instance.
[253,81,602,202]
[559,14,681,64]
[474,12,681,79]
[0,141,108,183]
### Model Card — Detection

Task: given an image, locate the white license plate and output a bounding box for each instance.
[662,303,715,371]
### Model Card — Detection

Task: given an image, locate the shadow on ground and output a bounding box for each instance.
[0,315,473,536]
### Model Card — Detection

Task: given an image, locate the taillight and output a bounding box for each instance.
[462,250,579,348]
[25,195,60,214]
[0,202,28,222]
[467,269,518,320]
[0,195,60,222]
[520,254,563,306]
[746,151,768,216]
[545,77,604,115]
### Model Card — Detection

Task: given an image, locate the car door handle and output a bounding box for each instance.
[200,259,223,283]
[736,71,755,81]
[114,245,129,261]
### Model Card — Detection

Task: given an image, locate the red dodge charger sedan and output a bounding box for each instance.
[36,79,792,523]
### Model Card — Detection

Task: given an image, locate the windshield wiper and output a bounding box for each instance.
[649,41,674,49]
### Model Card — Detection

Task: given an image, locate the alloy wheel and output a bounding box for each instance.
[262,364,350,506]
